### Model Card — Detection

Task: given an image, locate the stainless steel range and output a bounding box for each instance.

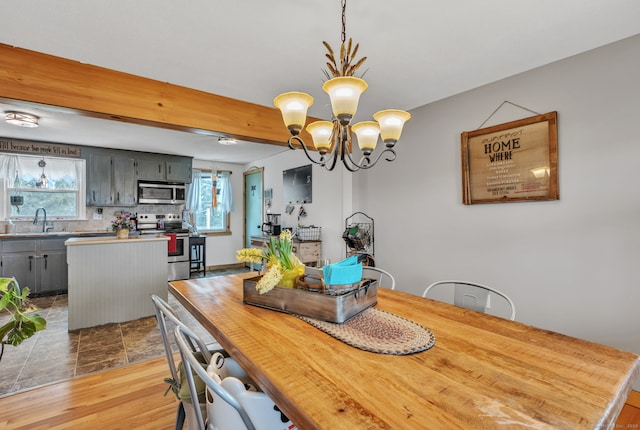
[137,213,190,281]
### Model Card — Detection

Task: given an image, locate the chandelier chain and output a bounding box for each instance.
[341,0,347,44]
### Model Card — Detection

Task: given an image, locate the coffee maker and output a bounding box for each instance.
[262,213,281,236]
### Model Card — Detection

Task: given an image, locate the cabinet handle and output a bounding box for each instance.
[29,255,33,271]
[117,192,120,202]
[158,164,161,174]
[43,254,48,270]
[92,190,96,202]
[168,165,172,174]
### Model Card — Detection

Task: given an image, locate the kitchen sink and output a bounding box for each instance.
[3,231,112,237]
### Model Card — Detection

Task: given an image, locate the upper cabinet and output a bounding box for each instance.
[136,157,164,181]
[87,151,137,206]
[113,156,137,205]
[166,159,192,182]
[136,156,192,183]
[87,153,113,206]
[85,148,192,206]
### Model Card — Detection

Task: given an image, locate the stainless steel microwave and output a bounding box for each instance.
[138,181,186,204]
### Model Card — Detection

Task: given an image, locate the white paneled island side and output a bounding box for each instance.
[65,235,169,330]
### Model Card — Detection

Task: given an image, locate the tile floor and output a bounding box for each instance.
[0,267,248,397]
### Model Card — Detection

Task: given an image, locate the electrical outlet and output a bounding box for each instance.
[93,213,103,220]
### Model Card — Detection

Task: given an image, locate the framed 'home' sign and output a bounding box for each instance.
[461,111,558,205]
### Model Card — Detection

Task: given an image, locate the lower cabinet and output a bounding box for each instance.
[1,238,69,295]
[292,240,321,265]
[249,236,322,266]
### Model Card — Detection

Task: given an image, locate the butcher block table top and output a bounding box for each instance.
[169,273,639,430]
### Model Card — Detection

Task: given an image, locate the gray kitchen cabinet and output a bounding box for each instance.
[166,159,192,182]
[85,148,193,206]
[113,156,137,205]
[38,238,68,294]
[0,240,37,292]
[137,156,192,183]
[136,157,165,181]
[86,151,137,206]
[87,153,113,206]
[1,238,69,295]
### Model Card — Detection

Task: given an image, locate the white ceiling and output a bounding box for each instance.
[1,0,639,164]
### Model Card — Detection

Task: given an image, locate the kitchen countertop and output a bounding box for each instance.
[250,234,321,243]
[65,235,169,246]
[0,231,115,239]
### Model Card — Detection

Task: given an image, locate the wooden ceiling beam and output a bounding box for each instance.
[0,43,314,147]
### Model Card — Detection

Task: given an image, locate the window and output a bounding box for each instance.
[188,170,232,233]
[1,154,86,220]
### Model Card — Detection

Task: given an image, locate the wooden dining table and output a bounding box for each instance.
[169,273,639,429]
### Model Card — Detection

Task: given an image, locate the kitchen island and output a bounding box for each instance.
[65,235,169,330]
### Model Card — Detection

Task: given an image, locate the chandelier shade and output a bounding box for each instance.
[273,0,410,172]
[351,121,380,155]
[373,109,412,146]
[273,92,314,135]
[322,77,368,123]
[306,121,334,154]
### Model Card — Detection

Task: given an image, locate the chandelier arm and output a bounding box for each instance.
[321,129,343,171]
[357,148,397,169]
[340,148,360,172]
[288,136,327,166]
[340,139,365,171]
[324,150,340,171]
[337,125,364,172]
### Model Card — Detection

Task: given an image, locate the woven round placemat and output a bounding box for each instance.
[296,308,436,355]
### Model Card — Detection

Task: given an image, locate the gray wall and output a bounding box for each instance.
[358,34,640,387]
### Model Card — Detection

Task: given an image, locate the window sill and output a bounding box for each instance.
[197,230,231,237]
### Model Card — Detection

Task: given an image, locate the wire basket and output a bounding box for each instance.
[342,224,371,251]
[297,226,321,241]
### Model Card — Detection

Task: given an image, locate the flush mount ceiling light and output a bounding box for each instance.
[218,137,238,145]
[5,111,40,128]
[273,0,410,172]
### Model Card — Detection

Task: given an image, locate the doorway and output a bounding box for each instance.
[244,168,263,269]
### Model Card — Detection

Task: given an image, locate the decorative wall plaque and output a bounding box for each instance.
[0,137,81,157]
[461,112,558,205]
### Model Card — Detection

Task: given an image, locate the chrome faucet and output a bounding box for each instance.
[33,207,48,232]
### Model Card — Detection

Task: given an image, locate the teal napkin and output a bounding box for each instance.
[322,256,362,285]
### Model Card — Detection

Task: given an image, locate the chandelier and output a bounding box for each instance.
[273,0,411,172]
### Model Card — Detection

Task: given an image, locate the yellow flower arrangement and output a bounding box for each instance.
[236,230,305,294]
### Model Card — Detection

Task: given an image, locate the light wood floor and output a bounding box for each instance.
[0,354,638,429]
[0,356,177,430]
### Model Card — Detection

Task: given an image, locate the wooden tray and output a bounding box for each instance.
[243,275,377,323]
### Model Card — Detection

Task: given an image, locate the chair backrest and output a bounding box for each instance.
[152,294,187,386]
[422,280,516,320]
[362,266,396,290]
[152,295,212,411]
[174,324,256,430]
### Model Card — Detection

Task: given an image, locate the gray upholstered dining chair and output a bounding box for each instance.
[152,294,226,430]
[422,280,516,320]
[174,324,294,430]
[362,266,396,290]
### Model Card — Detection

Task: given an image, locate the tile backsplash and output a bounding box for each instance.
[3,205,185,234]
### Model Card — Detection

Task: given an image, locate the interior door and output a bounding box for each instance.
[244,169,263,268]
